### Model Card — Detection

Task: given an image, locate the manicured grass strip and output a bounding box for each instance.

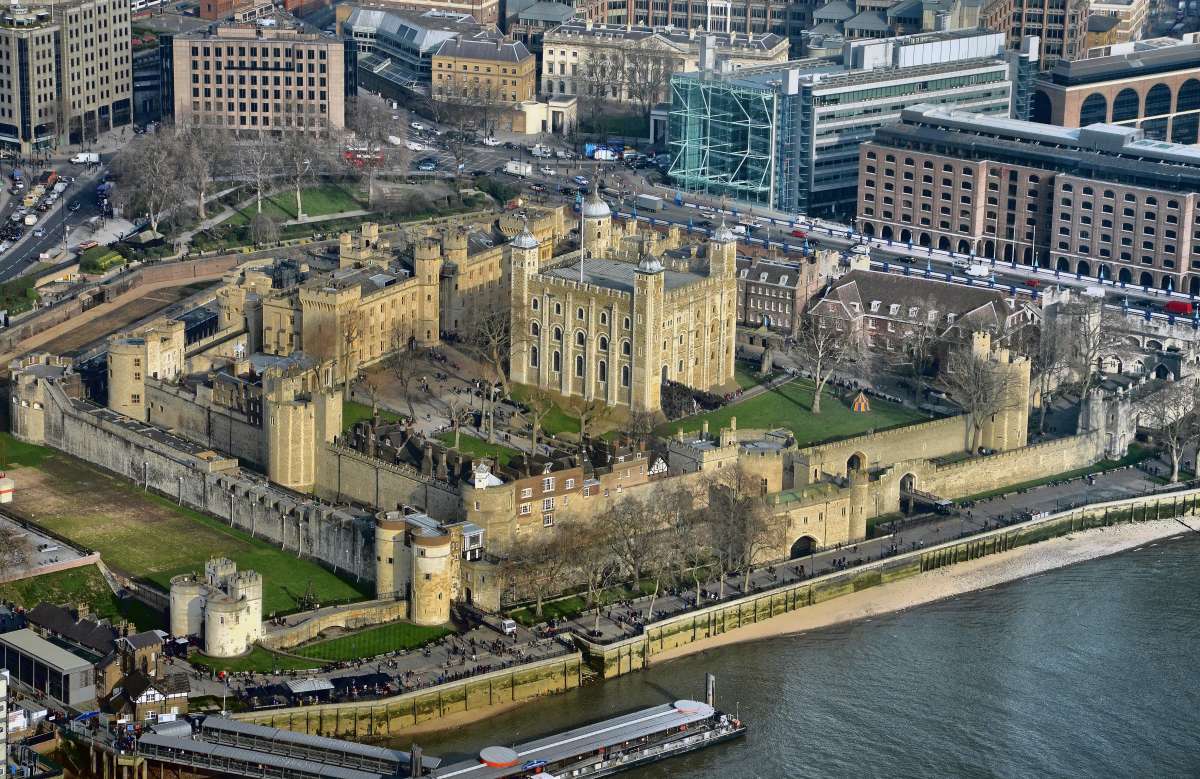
[509,579,659,626]
[0,565,165,631]
[224,185,363,226]
[293,621,450,661]
[342,400,403,432]
[436,432,520,466]
[191,647,320,674]
[658,378,925,446]
[510,385,579,437]
[956,444,1155,504]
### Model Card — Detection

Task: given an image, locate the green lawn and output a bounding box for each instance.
[9,453,372,616]
[190,647,319,674]
[292,621,450,662]
[658,378,926,446]
[342,400,403,432]
[225,185,363,227]
[510,385,580,437]
[437,432,520,466]
[734,363,773,390]
[509,579,659,626]
[0,565,165,631]
[0,432,55,468]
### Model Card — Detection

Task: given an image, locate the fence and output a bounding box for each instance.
[574,486,1200,678]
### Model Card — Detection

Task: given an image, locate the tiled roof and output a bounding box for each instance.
[26,603,118,655]
[434,36,532,62]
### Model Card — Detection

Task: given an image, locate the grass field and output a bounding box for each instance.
[343,400,403,432]
[293,621,450,662]
[734,364,770,390]
[436,432,520,466]
[509,579,659,626]
[7,452,372,616]
[190,647,319,674]
[658,378,926,446]
[225,185,363,227]
[0,565,165,631]
[510,385,580,437]
[0,432,55,468]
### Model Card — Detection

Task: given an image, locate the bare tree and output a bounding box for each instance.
[1060,297,1111,399]
[524,389,555,453]
[346,97,407,196]
[110,130,182,235]
[1139,380,1198,483]
[572,397,611,443]
[704,467,778,596]
[504,531,573,618]
[565,519,620,636]
[175,123,228,220]
[1020,317,1072,435]
[600,495,657,584]
[891,297,942,403]
[624,410,657,443]
[250,212,279,247]
[940,346,1019,453]
[387,323,421,418]
[280,132,320,218]
[790,313,861,414]
[468,310,511,443]
[623,48,676,119]
[235,135,278,214]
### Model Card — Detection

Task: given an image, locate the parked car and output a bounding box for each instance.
[539,166,555,176]
[572,175,589,186]
[481,136,502,147]
[409,121,427,131]
[32,227,46,238]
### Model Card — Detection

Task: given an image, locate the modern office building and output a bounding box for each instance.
[668,30,1033,217]
[1006,0,1089,70]
[340,6,495,98]
[171,23,356,133]
[856,104,1200,294]
[1032,37,1200,144]
[0,0,131,157]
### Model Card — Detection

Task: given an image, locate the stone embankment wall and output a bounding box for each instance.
[234,652,583,739]
[260,599,410,651]
[578,487,1200,678]
[41,381,377,585]
[922,433,1102,498]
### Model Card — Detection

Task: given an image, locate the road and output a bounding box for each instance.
[0,161,107,282]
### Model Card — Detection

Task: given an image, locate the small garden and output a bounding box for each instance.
[78,245,126,274]
[436,431,521,467]
[292,621,450,662]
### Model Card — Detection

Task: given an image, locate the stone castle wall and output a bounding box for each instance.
[316,444,463,520]
[40,381,376,585]
[145,378,266,470]
[259,599,410,651]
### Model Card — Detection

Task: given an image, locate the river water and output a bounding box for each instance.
[411,533,1200,778]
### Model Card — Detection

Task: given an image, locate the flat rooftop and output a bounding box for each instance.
[1043,38,1200,86]
[0,629,93,673]
[544,258,703,293]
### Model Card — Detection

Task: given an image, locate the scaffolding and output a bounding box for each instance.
[667,75,778,209]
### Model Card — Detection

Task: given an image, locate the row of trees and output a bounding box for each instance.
[503,468,781,631]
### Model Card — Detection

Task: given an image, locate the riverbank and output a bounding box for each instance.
[652,517,1194,664]
[395,517,1194,742]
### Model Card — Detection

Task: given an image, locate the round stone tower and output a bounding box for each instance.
[409,531,453,626]
[375,510,407,600]
[203,597,249,658]
[581,190,611,255]
[169,573,206,638]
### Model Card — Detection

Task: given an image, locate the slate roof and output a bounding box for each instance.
[26,603,118,655]
[844,10,891,32]
[814,0,857,23]
[434,36,532,63]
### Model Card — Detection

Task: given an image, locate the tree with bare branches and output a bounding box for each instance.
[623,48,676,119]
[468,310,511,443]
[524,389,555,453]
[235,135,278,214]
[940,346,1020,453]
[704,467,778,596]
[1138,380,1198,483]
[504,531,574,618]
[1016,317,1072,435]
[110,130,183,235]
[790,313,861,414]
[387,322,421,419]
[175,123,228,220]
[572,397,610,443]
[250,212,279,247]
[891,296,942,403]
[1059,297,1113,399]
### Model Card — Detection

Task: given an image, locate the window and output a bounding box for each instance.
[542,477,555,491]
[543,513,555,527]
[530,321,540,336]
[577,306,585,319]
[519,503,531,515]
[542,497,555,511]
[565,478,575,489]
[598,335,608,351]
[520,487,532,498]
[575,331,585,347]
[575,354,584,377]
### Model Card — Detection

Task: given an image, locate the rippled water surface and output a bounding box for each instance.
[412,533,1200,778]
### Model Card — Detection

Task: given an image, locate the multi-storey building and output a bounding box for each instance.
[432,36,535,104]
[669,30,1030,217]
[1006,0,1089,69]
[171,23,355,133]
[509,193,738,413]
[734,253,832,335]
[857,104,1200,294]
[540,21,788,103]
[343,0,501,26]
[1032,37,1200,144]
[0,0,131,156]
[597,0,795,37]
[1088,0,1147,46]
[339,6,496,99]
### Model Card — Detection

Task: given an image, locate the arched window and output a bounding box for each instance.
[553,326,562,342]
[1079,93,1108,125]
[530,321,540,337]
[552,350,561,372]
[1172,113,1199,145]
[599,360,607,382]
[623,316,631,329]
[553,302,562,315]
[575,331,585,347]
[621,340,631,356]
[621,365,630,387]
[1112,88,1139,122]
[1031,90,1052,123]
[531,297,539,311]
[598,335,608,351]
[577,307,585,320]
[530,345,539,368]
[1145,83,1172,117]
[574,354,585,377]
[1177,78,1200,112]
[599,311,608,325]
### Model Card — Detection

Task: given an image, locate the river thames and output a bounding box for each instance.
[413,532,1200,777]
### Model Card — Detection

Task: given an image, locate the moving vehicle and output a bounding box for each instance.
[965,264,990,278]
[530,144,553,158]
[636,193,664,212]
[952,258,971,269]
[417,158,437,172]
[504,160,532,177]
[404,139,427,152]
[409,121,427,131]
[538,166,555,176]
[32,227,45,238]
[572,175,589,186]
[1164,300,1193,315]
[23,213,37,226]
[593,148,618,161]
[70,152,99,164]
[481,136,502,147]
[791,228,807,239]
[69,201,82,213]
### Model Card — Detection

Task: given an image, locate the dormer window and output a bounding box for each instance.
[869,301,881,312]
[907,306,918,318]
[780,275,788,285]
[759,272,768,281]
[888,304,900,315]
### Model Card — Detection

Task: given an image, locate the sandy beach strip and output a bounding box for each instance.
[651,518,1195,664]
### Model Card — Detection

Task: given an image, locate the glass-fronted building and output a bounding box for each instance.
[0,629,95,708]
[669,30,1029,218]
